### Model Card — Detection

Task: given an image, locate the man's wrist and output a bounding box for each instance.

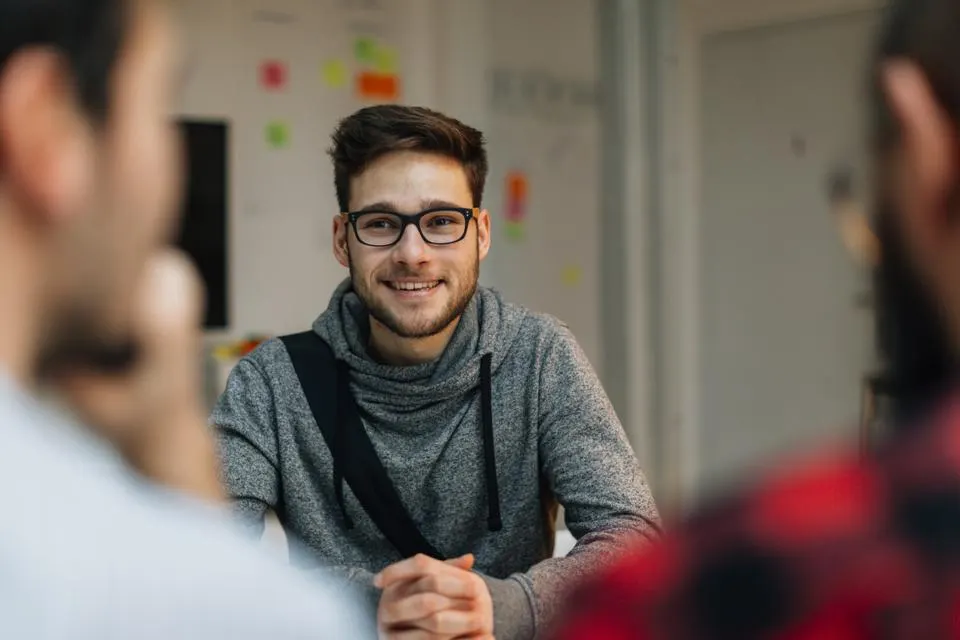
[479,574,535,640]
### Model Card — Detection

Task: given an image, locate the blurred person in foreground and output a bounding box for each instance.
[0,0,370,637]
[549,0,960,637]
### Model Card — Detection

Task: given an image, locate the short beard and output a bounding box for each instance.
[36,312,140,379]
[349,257,478,340]
[873,198,955,428]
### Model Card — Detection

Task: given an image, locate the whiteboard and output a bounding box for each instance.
[177,0,430,337]
[484,0,604,370]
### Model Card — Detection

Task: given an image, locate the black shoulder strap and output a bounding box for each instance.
[280,331,444,560]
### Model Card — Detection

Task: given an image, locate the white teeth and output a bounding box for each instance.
[391,281,439,291]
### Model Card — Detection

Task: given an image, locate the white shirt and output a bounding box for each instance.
[0,374,373,639]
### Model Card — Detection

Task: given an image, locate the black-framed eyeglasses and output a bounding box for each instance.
[343,206,477,247]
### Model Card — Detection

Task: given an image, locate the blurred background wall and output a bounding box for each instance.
[176,0,886,518]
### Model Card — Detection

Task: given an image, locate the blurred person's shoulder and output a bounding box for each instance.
[549,397,960,639]
[0,375,372,639]
[548,441,877,638]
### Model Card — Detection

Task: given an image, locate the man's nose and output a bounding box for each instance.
[392,223,430,265]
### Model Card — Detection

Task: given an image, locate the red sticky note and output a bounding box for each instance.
[505,171,528,222]
[355,71,400,101]
[260,60,287,90]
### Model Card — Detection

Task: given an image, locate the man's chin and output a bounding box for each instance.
[371,305,458,341]
[360,279,475,341]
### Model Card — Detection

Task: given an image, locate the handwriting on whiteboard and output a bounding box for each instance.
[490,68,599,121]
[339,0,384,10]
[252,9,296,24]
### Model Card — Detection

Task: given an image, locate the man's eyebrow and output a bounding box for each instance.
[352,202,401,214]
[351,200,468,214]
[419,199,468,210]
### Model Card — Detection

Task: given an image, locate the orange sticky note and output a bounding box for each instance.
[507,172,528,201]
[356,71,400,101]
[505,171,528,223]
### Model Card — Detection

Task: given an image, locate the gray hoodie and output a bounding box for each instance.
[212,280,660,639]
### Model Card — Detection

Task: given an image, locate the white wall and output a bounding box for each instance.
[483,0,604,374]
[178,0,606,371]
[178,0,626,550]
[178,0,897,513]
[656,0,886,510]
[178,0,446,340]
[175,1,653,454]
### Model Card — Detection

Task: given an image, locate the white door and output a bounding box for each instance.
[694,10,879,493]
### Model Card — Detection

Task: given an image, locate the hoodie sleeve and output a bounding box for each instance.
[483,321,662,640]
[210,356,282,539]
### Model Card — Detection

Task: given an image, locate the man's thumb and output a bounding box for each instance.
[137,249,205,343]
[445,554,475,570]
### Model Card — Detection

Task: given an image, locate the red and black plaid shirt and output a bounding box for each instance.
[550,398,960,639]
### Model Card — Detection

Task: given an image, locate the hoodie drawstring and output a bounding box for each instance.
[332,354,502,534]
[480,353,502,531]
[334,359,355,529]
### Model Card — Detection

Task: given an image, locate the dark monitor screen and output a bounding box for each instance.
[175,119,229,329]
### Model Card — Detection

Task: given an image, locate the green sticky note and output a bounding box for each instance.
[504,221,525,241]
[354,37,378,63]
[322,59,347,88]
[374,47,398,74]
[266,121,290,148]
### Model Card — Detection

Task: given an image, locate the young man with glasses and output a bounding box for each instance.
[212,105,661,640]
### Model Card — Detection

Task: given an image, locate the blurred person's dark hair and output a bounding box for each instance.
[328,104,488,211]
[0,0,128,123]
[872,0,960,428]
[1,0,144,376]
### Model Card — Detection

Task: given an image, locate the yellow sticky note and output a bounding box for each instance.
[322,59,347,88]
[561,265,582,286]
[374,47,398,74]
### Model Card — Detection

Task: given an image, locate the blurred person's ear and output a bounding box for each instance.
[882,61,957,244]
[0,48,94,225]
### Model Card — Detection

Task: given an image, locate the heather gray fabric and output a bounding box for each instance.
[212,279,660,639]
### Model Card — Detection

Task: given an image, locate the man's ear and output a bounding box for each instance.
[477,208,491,261]
[0,47,93,225]
[332,214,350,268]
[882,60,957,237]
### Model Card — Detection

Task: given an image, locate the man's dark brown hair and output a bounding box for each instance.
[328,105,488,212]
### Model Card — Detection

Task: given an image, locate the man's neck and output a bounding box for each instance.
[0,215,44,386]
[368,316,461,366]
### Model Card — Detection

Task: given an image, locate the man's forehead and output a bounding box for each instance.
[350,153,472,207]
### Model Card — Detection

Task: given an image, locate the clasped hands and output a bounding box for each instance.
[374,553,494,640]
